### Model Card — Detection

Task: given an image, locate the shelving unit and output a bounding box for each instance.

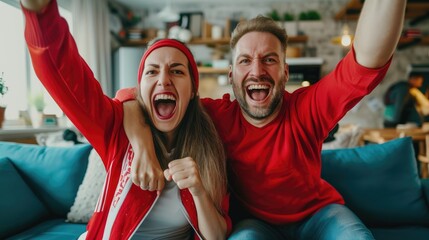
[335,0,429,22]
[335,0,429,50]
[398,36,429,50]
[122,34,310,76]
[123,35,308,47]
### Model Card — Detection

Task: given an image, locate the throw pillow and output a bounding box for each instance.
[0,157,49,238]
[321,137,429,227]
[67,149,106,223]
[0,142,92,216]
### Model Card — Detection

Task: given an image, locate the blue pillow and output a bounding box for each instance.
[321,137,429,227]
[0,142,92,217]
[0,157,49,239]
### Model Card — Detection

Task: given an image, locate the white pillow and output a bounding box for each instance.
[35,130,75,147]
[67,149,106,223]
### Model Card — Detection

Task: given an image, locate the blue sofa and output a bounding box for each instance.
[0,141,91,240]
[0,137,428,239]
[322,137,429,240]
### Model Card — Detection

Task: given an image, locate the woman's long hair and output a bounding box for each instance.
[137,70,227,213]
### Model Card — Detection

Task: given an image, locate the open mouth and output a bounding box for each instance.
[153,93,177,120]
[246,84,270,101]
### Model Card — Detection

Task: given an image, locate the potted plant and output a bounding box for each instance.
[30,91,46,128]
[283,12,298,36]
[0,72,8,128]
[298,10,323,32]
[299,10,321,21]
[267,10,282,27]
[31,92,46,113]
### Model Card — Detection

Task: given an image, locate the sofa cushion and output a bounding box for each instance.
[321,137,429,227]
[370,226,429,240]
[0,157,49,239]
[7,219,87,240]
[0,141,92,217]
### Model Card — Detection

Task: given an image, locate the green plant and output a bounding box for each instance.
[0,72,7,98]
[31,92,46,112]
[299,10,321,21]
[0,72,8,107]
[283,12,295,21]
[267,10,281,21]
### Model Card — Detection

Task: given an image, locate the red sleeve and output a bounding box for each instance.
[292,46,392,142]
[22,0,123,163]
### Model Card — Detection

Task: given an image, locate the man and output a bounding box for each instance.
[119,1,406,239]
[384,72,427,128]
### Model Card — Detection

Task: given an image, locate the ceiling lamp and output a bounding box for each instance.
[157,1,179,22]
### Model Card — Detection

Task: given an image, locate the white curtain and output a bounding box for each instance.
[71,0,112,96]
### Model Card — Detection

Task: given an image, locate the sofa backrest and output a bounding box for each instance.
[321,137,429,227]
[0,141,92,217]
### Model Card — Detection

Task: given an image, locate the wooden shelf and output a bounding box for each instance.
[398,36,429,49]
[122,35,308,47]
[189,38,230,45]
[198,67,229,74]
[289,35,309,43]
[335,0,429,22]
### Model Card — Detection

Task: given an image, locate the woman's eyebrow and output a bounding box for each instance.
[170,62,186,68]
[146,63,159,68]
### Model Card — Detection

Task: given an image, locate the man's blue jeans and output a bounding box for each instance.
[228,204,374,240]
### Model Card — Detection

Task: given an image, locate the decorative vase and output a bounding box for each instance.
[0,106,5,129]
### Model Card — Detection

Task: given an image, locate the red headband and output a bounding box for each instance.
[137,39,199,91]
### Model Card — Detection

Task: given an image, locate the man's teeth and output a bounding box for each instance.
[155,94,176,101]
[248,84,269,90]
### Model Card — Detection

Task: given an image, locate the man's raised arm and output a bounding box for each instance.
[21,0,51,12]
[353,0,406,68]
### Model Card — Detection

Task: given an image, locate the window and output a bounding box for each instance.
[0,1,72,122]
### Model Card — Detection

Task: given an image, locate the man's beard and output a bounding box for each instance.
[232,76,286,120]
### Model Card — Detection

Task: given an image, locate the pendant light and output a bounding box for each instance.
[157,0,180,22]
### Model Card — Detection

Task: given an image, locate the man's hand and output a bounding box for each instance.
[21,0,51,12]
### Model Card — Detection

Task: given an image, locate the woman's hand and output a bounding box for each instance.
[165,157,228,239]
[21,0,51,12]
[164,157,206,197]
[122,100,165,193]
[131,147,165,194]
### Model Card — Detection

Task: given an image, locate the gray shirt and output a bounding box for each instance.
[131,181,192,240]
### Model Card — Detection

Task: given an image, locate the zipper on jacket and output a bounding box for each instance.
[179,190,204,240]
[127,194,160,240]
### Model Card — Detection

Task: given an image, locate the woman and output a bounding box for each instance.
[20,0,230,239]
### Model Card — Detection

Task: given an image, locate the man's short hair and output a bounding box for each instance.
[230,15,288,53]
